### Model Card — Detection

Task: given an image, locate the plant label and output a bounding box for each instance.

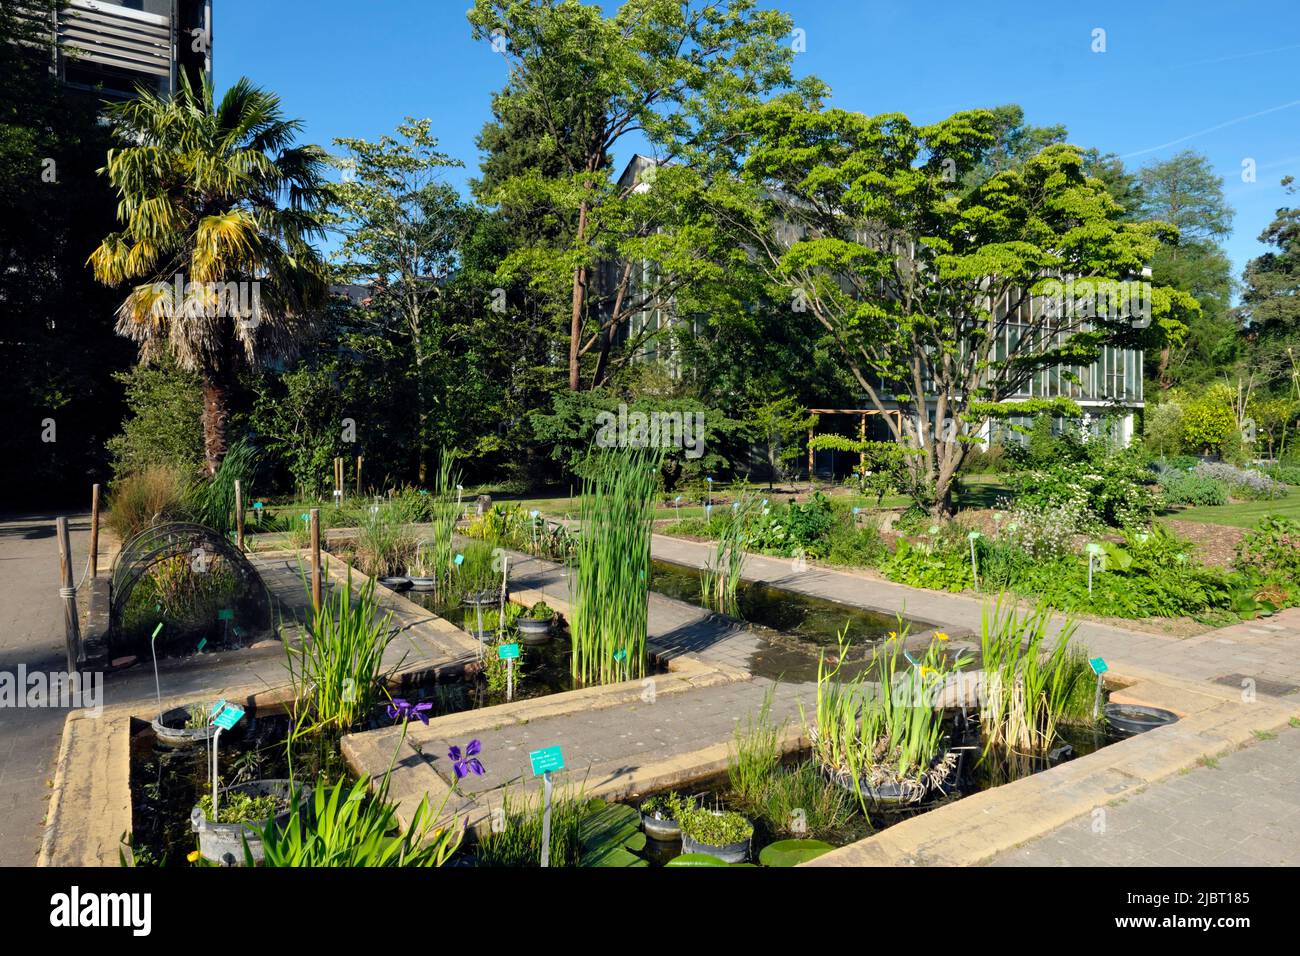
[217,608,234,621]
[1089,657,1109,675]
[498,643,521,660]
[529,746,564,776]
[212,703,244,730]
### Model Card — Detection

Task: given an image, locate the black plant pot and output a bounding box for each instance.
[1105,703,1179,739]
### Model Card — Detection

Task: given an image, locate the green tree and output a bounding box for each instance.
[742,395,815,489]
[105,359,205,476]
[89,75,332,474]
[468,0,809,390]
[332,119,467,482]
[726,101,1198,516]
[1137,150,1236,389]
[0,0,135,502]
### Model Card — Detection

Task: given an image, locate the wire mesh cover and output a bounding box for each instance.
[109,523,272,657]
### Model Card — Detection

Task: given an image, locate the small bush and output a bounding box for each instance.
[1159,470,1229,506]
[1192,461,1288,501]
[1235,515,1300,580]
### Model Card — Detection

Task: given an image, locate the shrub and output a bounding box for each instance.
[105,465,192,542]
[882,538,974,592]
[1159,469,1229,506]
[997,500,1087,559]
[1192,461,1288,501]
[1263,464,1300,486]
[1009,455,1161,528]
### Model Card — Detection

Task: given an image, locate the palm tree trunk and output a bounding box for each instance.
[201,368,231,476]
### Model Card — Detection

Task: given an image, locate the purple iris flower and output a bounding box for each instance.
[448,739,485,779]
[386,698,433,725]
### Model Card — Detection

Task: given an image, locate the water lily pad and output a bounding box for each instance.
[579,801,647,867]
[665,852,731,867]
[758,839,835,867]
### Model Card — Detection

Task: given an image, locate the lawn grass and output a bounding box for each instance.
[1160,488,1300,529]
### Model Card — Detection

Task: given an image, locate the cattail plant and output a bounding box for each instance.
[569,448,659,685]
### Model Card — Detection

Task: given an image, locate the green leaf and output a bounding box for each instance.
[665,852,732,867]
[758,839,835,867]
[578,801,646,867]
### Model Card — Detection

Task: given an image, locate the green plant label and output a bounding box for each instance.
[217,608,234,621]
[209,699,227,717]
[150,622,163,641]
[196,638,207,652]
[1089,656,1109,675]
[529,746,564,776]
[498,643,521,660]
[213,703,245,730]
[612,648,628,662]
[454,553,465,566]
[253,501,264,509]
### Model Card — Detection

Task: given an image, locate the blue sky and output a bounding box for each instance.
[216,0,1300,280]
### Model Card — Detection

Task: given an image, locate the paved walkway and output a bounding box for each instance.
[990,725,1300,866]
[0,512,92,865]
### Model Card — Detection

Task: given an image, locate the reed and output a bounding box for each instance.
[806,624,966,807]
[569,448,659,684]
[978,599,1085,759]
[428,449,462,598]
[700,495,757,614]
[286,568,398,734]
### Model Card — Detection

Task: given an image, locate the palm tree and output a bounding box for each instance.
[89,74,332,474]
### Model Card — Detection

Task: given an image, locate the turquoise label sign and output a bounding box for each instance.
[498,643,521,660]
[217,608,234,621]
[529,746,564,776]
[213,703,245,730]
[1089,656,1109,675]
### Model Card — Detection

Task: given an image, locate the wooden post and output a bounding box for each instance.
[356,456,363,496]
[859,413,867,473]
[89,483,101,579]
[56,517,81,672]
[234,479,244,551]
[807,427,815,486]
[310,508,322,614]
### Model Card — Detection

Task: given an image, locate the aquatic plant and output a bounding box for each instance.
[356,501,417,578]
[569,448,659,684]
[806,624,968,807]
[249,724,465,867]
[700,495,758,614]
[428,449,462,597]
[727,686,784,804]
[286,568,398,734]
[473,786,586,868]
[455,540,499,598]
[676,805,753,846]
[978,600,1089,759]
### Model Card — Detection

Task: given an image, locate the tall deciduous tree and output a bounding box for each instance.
[724,100,1198,516]
[89,75,331,474]
[333,119,466,482]
[468,0,809,390]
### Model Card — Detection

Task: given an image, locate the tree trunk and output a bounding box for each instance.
[200,368,231,476]
[568,199,590,391]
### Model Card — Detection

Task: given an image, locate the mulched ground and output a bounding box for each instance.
[1159,519,1245,568]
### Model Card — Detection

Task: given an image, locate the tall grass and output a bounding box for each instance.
[978,600,1087,759]
[700,496,756,614]
[428,450,462,598]
[356,501,416,577]
[570,449,659,684]
[473,786,587,868]
[106,464,192,541]
[728,685,784,803]
[192,439,257,537]
[286,568,398,735]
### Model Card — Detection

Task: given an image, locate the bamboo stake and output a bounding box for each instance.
[310,508,322,614]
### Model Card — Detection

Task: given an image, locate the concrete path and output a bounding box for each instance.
[990,724,1300,866]
[0,512,92,865]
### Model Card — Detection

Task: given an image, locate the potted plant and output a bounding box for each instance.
[517,601,555,643]
[456,542,501,606]
[151,701,220,748]
[639,792,684,842]
[407,542,438,591]
[190,779,310,866]
[676,804,753,863]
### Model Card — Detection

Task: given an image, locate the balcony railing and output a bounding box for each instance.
[58,0,173,82]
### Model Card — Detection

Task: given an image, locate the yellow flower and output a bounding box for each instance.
[888,630,897,640]
[934,631,949,642]
[187,850,200,863]
[920,666,938,679]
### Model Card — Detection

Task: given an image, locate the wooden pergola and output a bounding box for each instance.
[807,408,903,476]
